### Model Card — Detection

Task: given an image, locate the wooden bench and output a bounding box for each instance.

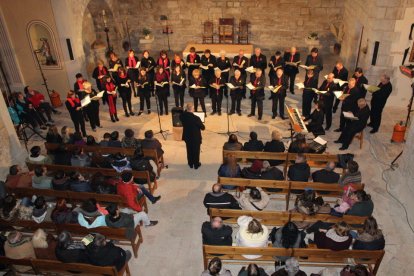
[217,177,364,210]
[352,131,364,149]
[202,245,384,275]
[0,256,130,276]
[45,142,165,176]
[0,219,143,258]
[208,208,366,228]
[26,162,158,194]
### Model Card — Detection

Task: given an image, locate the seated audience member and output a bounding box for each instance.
[339,264,371,276]
[61,126,74,144]
[106,203,157,234]
[86,135,99,146]
[26,146,52,165]
[5,165,32,188]
[353,216,385,250]
[72,131,86,145]
[70,148,91,167]
[236,216,269,259]
[241,160,263,179]
[238,187,269,211]
[347,190,374,217]
[141,130,164,157]
[86,233,131,271]
[32,228,57,260]
[46,126,63,143]
[312,161,340,183]
[32,196,50,223]
[288,134,312,153]
[203,183,240,211]
[117,171,161,212]
[271,222,305,263]
[51,144,72,165]
[294,189,326,215]
[52,170,69,190]
[264,130,285,166]
[218,156,242,189]
[201,216,233,246]
[305,100,325,136]
[129,150,157,184]
[4,231,36,273]
[99,132,111,147]
[108,131,122,147]
[55,231,89,263]
[288,154,310,182]
[122,128,141,149]
[75,198,106,229]
[90,172,116,194]
[110,153,130,173]
[339,160,361,186]
[314,221,352,250]
[67,171,92,192]
[32,166,52,189]
[1,195,20,221]
[51,198,78,224]
[261,161,284,181]
[238,263,268,276]
[272,257,307,276]
[223,134,243,151]
[201,257,232,276]
[243,131,264,151]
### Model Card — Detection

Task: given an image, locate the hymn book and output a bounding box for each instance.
[226,83,236,89]
[172,78,185,86]
[120,83,130,88]
[190,84,205,89]
[199,65,209,70]
[245,66,257,73]
[299,65,316,70]
[209,83,224,89]
[285,61,301,67]
[91,91,104,101]
[343,111,359,120]
[268,85,282,93]
[295,83,305,89]
[363,84,381,93]
[312,88,328,94]
[186,62,201,66]
[109,64,121,72]
[155,82,169,87]
[246,83,256,90]
[81,95,91,107]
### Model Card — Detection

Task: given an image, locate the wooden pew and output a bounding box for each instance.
[217,177,364,210]
[0,219,143,258]
[26,162,158,194]
[208,208,366,228]
[0,256,130,276]
[45,142,165,176]
[202,245,384,275]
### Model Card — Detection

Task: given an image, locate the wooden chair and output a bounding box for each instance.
[238,20,250,44]
[218,18,235,44]
[352,131,364,149]
[203,21,214,44]
[142,148,164,177]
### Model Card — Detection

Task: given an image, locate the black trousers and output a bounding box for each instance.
[38,102,53,121]
[338,125,363,147]
[302,90,315,118]
[287,72,297,92]
[185,140,201,166]
[211,92,223,112]
[369,100,386,131]
[272,94,285,117]
[71,113,86,137]
[157,93,168,114]
[173,87,185,108]
[139,94,151,111]
[120,91,133,114]
[230,93,242,113]
[194,97,206,113]
[322,96,334,129]
[84,104,100,129]
[250,95,263,118]
[333,98,341,112]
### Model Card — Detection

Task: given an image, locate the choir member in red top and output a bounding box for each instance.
[283,46,301,94]
[302,69,318,118]
[171,65,186,108]
[137,68,151,115]
[186,47,200,78]
[141,50,156,95]
[171,53,186,71]
[229,69,245,115]
[247,68,266,120]
[209,69,225,115]
[92,60,108,94]
[115,67,134,117]
[74,73,86,98]
[157,50,170,78]
[104,75,119,122]
[65,90,86,137]
[270,68,288,119]
[154,66,170,115]
[24,86,56,123]
[125,50,139,97]
[189,69,207,115]
[216,50,231,97]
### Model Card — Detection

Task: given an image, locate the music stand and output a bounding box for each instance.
[153,92,169,141]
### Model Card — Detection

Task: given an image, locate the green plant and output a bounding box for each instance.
[143,28,151,36]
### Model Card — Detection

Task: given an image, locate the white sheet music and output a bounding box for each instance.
[81,95,91,107]
[194,112,205,123]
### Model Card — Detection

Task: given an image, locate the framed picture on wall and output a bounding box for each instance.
[410,41,414,63]
[27,20,61,70]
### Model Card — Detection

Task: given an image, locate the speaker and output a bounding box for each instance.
[66,38,74,60]
[171,107,183,127]
[371,41,380,65]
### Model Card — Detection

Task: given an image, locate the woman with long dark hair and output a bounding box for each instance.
[171,65,186,108]
[271,222,305,264]
[157,50,170,78]
[141,50,156,95]
[104,75,119,122]
[154,66,170,115]
[115,67,134,117]
[353,216,385,250]
[137,68,151,115]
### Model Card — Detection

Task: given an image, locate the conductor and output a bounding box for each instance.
[180,103,205,169]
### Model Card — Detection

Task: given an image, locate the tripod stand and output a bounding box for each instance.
[153,92,169,140]
[217,94,238,136]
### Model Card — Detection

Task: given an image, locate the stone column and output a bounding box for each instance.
[0,90,27,180]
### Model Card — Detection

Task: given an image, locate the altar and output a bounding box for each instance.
[182,43,254,59]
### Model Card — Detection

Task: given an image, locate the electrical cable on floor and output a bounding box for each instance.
[367,133,414,233]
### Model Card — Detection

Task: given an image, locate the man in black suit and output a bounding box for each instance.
[247,69,266,120]
[270,68,289,119]
[335,78,362,132]
[318,73,338,130]
[288,153,310,182]
[305,47,323,81]
[232,49,249,98]
[335,98,370,150]
[368,74,393,133]
[243,131,264,151]
[352,67,369,98]
[312,161,340,183]
[249,48,267,77]
[332,61,349,113]
[180,103,205,169]
[201,216,232,246]
[283,47,301,94]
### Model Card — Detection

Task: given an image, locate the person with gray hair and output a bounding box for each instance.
[273,257,307,276]
[209,68,225,115]
[368,73,393,133]
[180,103,205,169]
[312,161,340,184]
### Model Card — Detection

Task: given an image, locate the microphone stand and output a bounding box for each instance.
[153,85,169,140]
[217,90,238,136]
[33,50,53,103]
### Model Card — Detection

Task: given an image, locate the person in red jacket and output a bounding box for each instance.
[25,86,59,123]
[117,171,161,212]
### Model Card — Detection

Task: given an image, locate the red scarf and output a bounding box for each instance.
[77,80,84,90]
[346,87,351,94]
[66,97,80,108]
[290,54,294,62]
[306,77,311,85]
[216,78,220,94]
[99,67,107,76]
[278,77,282,85]
[238,56,242,65]
[118,73,127,79]
[190,53,196,63]
[128,57,137,68]
[156,72,167,82]
[174,57,182,66]
[195,78,201,86]
[158,57,169,68]
[105,82,116,92]
[256,55,259,62]
[325,81,331,90]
